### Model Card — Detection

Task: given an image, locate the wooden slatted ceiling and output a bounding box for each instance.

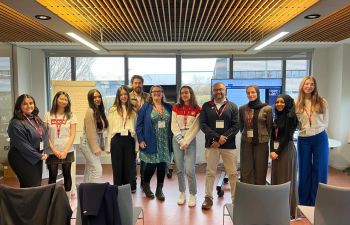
[0,2,70,42]
[284,3,350,42]
[36,0,318,43]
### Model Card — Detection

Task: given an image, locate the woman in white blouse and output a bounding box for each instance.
[106,86,137,186]
[295,76,329,206]
[45,91,77,199]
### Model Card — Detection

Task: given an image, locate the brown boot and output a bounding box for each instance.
[155,183,165,201]
[201,196,213,210]
[142,182,154,199]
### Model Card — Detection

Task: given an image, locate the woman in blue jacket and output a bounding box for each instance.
[136,85,172,201]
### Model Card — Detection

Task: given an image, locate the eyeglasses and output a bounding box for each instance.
[213,88,225,92]
[151,90,163,94]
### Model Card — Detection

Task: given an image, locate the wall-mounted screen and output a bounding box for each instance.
[211,79,282,108]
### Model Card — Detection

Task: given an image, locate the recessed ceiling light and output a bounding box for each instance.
[35,15,51,20]
[304,14,321,19]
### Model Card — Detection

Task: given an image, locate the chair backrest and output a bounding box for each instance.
[117,184,133,225]
[314,183,350,225]
[76,183,133,225]
[232,181,291,225]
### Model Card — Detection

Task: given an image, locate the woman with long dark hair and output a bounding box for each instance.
[80,89,108,183]
[296,76,329,206]
[270,94,298,218]
[171,86,201,207]
[239,85,273,185]
[7,94,49,187]
[44,91,77,199]
[136,85,172,201]
[106,86,137,186]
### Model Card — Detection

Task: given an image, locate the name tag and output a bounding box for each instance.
[40,141,44,151]
[121,129,129,136]
[247,129,254,138]
[158,120,166,128]
[216,120,224,129]
[274,141,279,150]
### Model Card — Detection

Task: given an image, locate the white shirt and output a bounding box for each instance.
[44,112,78,154]
[296,99,329,137]
[105,105,137,152]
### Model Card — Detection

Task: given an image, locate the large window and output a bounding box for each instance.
[286,60,309,99]
[0,57,12,163]
[182,58,229,105]
[76,57,124,109]
[48,57,72,80]
[129,57,176,102]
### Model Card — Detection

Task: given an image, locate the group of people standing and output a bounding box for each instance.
[7,75,329,216]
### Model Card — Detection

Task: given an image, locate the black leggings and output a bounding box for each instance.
[143,162,166,184]
[47,163,72,191]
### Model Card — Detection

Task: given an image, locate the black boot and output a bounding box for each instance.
[143,182,154,199]
[155,183,165,201]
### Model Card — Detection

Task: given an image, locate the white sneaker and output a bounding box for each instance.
[177,192,186,205]
[188,194,196,207]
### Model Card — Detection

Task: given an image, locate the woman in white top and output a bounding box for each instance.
[45,91,77,197]
[171,86,201,207]
[106,86,137,186]
[296,76,329,206]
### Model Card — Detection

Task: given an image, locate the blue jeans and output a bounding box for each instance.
[298,130,329,206]
[173,136,197,195]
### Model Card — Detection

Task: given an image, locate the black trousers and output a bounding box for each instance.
[143,162,166,184]
[8,149,42,188]
[110,133,136,186]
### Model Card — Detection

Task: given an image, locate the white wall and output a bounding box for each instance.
[312,45,350,169]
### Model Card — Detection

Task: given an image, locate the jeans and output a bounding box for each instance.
[80,135,102,183]
[173,136,197,195]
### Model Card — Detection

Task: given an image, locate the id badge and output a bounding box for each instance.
[274,141,279,150]
[216,120,224,129]
[158,120,166,128]
[40,141,44,151]
[121,129,128,136]
[247,129,254,138]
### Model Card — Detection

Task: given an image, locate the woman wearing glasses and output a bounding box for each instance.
[136,85,172,201]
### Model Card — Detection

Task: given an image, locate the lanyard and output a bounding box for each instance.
[246,109,254,126]
[123,115,128,129]
[305,109,312,127]
[182,105,190,128]
[275,128,279,139]
[214,103,227,119]
[153,104,164,119]
[25,115,43,140]
[52,115,65,138]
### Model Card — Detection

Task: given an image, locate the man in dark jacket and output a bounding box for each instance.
[200,82,239,210]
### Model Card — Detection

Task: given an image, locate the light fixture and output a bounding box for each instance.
[35,15,51,20]
[304,14,321,19]
[254,32,290,50]
[66,32,100,51]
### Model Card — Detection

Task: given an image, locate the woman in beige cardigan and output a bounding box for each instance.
[239,85,272,185]
[80,89,108,183]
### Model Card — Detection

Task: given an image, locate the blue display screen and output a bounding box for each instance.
[211,79,282,108]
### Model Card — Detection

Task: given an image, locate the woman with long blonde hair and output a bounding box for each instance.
[295,76,329,206]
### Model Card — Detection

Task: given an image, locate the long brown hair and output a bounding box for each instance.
[87,89,109,130]
[111,86,135,117]
[295,76,326,113]
[178,86,199,108]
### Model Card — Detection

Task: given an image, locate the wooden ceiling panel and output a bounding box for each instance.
[0,2,70,42]
[36,0,318,43]
[284,3,350,42]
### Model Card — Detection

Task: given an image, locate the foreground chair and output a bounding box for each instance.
[76,183,144,225]
[297,183,350,225]
[223,181,290,225]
